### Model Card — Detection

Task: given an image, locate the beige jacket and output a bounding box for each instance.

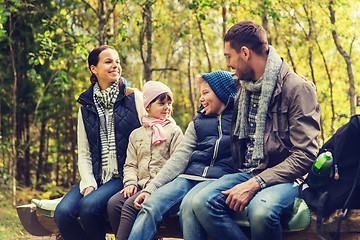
[123,119,183,189]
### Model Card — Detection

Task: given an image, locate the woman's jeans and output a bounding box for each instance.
[54,178,123,240]
[192,173,299,240]
[128,177,213,240]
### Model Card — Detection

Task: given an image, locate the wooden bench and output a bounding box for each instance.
[16,203,360,239]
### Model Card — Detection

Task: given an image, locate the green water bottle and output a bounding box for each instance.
[306,151,333,189]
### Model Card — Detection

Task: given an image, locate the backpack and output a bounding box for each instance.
[299,114,360,240]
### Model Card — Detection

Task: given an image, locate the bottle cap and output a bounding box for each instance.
[325,152,332,158]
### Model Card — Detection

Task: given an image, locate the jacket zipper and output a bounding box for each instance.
[202,114,223,177]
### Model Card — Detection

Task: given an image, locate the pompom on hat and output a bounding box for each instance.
[143,81,173,108]
[201,71,237,104]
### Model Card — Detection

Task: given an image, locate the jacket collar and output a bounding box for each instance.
[269,59,291,106]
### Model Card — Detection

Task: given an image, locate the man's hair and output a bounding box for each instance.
[224,21,268,56]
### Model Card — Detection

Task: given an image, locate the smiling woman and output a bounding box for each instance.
[53,45,146,240]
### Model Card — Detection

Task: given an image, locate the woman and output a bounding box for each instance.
[54,45,145,240]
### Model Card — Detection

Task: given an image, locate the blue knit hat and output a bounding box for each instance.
[202,71,237,104]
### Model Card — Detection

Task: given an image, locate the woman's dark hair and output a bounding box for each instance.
[88,45,117,84]
[224,21,268,56]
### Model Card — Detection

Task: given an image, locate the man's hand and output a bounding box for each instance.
[221,178,261,211]
[133,192,150,210]
[120,185,138,198]
[83,186,95,197]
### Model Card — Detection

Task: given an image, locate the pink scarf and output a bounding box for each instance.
[142,117,171,145]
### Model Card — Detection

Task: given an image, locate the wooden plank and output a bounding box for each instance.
[16,204,54,237]
[17,203,360,239]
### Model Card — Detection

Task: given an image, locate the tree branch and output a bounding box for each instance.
[81,0,101,19]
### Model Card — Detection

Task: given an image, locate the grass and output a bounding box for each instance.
[0,184,66,240]
[0,188,33,239]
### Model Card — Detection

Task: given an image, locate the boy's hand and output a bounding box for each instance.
[120,185,138,198]
[133,192,150,210]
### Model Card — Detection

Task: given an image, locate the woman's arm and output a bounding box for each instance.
[77,107,98,194]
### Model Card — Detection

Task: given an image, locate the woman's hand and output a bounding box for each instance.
[120,185,138,198]
[83,186,95,197]
[133,192,150,210]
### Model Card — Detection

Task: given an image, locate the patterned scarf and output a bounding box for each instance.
[93,78,126,184]
[233,46,282,160]
[142,117,171,145]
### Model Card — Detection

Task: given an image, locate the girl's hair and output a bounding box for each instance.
[88,45,117,84]
[148,92,173,106]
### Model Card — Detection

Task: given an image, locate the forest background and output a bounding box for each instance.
[0,0,359,238]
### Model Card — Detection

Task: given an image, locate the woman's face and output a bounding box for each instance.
[199,81,225,115]
[91,49,122,90]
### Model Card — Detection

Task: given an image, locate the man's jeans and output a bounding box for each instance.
[128,177,213,240]
[54,178,123,240]
[193,173,299,240]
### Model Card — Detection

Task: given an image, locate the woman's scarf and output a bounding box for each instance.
[233,46,283,161]
[142,117,171,145]
[93,78,126,184]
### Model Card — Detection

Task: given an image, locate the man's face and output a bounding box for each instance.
[224,41,254,81]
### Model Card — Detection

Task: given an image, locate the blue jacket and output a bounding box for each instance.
[77,83,141,185]
[183,99,235,178]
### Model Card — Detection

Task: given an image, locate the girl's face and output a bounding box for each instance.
[199,81,225,115]
[90,49,122,90]
[146,97,173,120]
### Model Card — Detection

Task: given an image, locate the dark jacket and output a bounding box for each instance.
[231,60,321,186]
[183,99,235,178]
[77,84,141,185]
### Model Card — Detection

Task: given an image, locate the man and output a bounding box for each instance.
[192,20,321,240]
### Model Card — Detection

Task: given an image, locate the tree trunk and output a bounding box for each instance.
[328,0,356,116]
[24,113,31,186]
[139,1,154,82]
[221,4,227,39]
[187,19,196,117]
[98,0,106,45]
[303,3,325,143]
[9,12,17,207]
[284,40,297,73]
[36,117,47,189]
[55,126,60,186]
[195,10,212,72]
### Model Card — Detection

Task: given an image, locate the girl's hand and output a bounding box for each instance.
[83,186,95,197]
[133,192,150,210]
[120,185,138,198]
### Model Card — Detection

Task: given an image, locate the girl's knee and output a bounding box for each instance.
[107,195,120,212]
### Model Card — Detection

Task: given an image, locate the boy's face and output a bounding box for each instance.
[199,81,225,115]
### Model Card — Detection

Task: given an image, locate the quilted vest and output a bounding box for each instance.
[183,100,235,178]
[77,84,141,185]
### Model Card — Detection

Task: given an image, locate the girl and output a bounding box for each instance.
[54,45,146,240]
[107,81,183,240]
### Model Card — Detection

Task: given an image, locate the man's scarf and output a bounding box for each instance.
[233,46,282,161]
